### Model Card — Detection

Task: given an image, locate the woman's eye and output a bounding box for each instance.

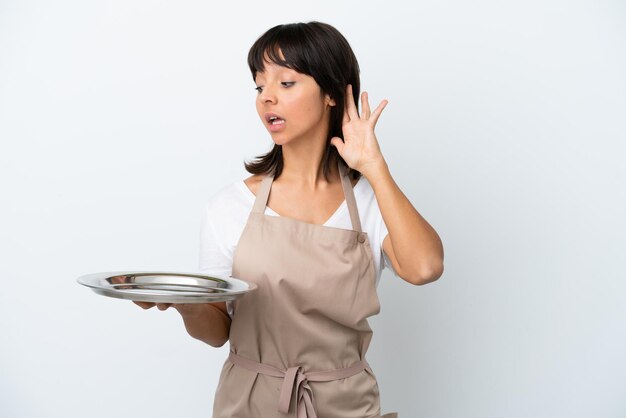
[254,82,295,94]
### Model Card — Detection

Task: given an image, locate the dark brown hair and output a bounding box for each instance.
[244,21,362,182]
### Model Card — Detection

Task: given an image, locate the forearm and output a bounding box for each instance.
[178,304,231,348]
[362,159,444,279]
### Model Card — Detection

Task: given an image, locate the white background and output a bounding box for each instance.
[1,1,625,417]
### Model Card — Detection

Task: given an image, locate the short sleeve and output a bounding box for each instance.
[198,204,233,277]
[377,206,400,279]
[198,201,235,318]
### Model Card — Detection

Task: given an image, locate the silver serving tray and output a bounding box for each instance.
[77,271,256,304]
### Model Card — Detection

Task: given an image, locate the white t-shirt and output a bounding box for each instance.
[198,175,399,319]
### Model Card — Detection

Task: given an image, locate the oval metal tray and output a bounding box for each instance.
[77,271,256,304]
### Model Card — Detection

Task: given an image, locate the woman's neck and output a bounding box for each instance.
[279,142,339,190]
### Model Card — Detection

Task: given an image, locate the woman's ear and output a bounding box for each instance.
[324,93,336,107]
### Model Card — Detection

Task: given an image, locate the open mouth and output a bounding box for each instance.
[269,117,285,125]
[265,112,286,125]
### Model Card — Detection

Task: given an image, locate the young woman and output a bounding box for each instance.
[137,21,444,418]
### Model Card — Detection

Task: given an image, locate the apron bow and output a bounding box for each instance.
[279,365,316,418]
[227,352,372,418]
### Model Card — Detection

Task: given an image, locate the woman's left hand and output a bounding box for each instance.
[330,84,389,174]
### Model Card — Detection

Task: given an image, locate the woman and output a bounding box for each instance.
[137,21,444,418]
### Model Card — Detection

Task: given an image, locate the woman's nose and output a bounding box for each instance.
[259,87,277,103]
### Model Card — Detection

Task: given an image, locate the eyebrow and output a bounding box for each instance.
[255,67,298,79]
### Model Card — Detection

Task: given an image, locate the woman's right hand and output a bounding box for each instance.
[132,301,207,317]
[133,301,155,309]
[111,274,229,346]
[132,300,230,347]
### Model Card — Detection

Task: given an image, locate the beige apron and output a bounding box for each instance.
[212,159,398,418]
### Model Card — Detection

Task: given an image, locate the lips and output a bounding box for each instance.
[264,112,285,123]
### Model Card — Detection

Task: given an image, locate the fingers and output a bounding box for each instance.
[361,91,371,119]
[134,301,156,309]
[370,99,389,126]
[345,84,359,121]
[345,85,387,125]
[330,136,345,154]
[341,104,350,125]
[133,301,174,311]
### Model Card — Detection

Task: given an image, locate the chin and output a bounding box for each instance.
[268,134,292,146]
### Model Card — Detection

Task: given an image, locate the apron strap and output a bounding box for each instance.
[338,159,363,233]
[251,172,274,214]
[228,351,375,418]
[250,159,363,234]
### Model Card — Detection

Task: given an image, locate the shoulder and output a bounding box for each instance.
[203,177,254,219]
[242,174,265,197]
[200,176,256,245]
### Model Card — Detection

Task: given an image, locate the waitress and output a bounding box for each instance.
[136,21,444,418]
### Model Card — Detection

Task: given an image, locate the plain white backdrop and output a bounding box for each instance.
[1,1,625,417]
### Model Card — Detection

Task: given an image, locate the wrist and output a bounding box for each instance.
[359,158,389,181]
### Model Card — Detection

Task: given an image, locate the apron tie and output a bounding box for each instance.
[228,351,373,418]
[279,365,316,418]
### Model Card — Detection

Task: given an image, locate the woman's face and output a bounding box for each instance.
[254,54,335,146]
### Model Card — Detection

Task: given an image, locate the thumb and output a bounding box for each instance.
[330,137,344,154]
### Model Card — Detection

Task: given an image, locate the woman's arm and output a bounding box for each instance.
[330,84,444,286]
[135,301,231,347]
[363,160,444,285]
[175,302,231,347]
